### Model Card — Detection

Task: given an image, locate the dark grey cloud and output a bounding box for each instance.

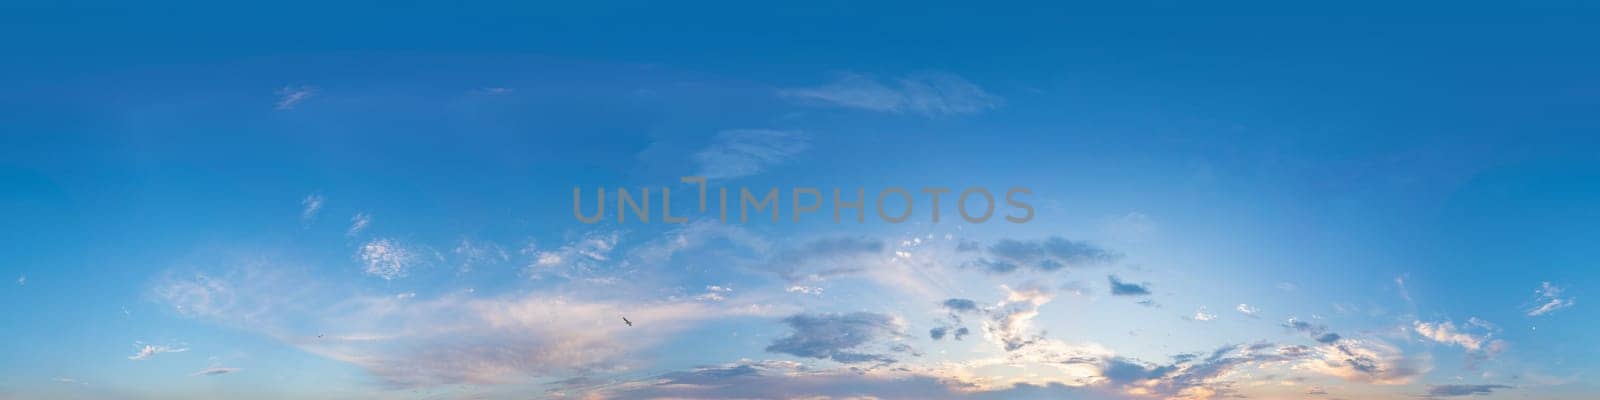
[1108,275,1152,296]
[1283,318,1342,344]
[929,326,970,341]
[942,298,980,314]
[1426,384,1513,398]
[972,237,1120,274]
[766,312,903,364]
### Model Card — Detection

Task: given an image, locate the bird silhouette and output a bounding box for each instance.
[622,316,632,327]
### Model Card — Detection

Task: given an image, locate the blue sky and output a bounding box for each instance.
[2,2,1597,399]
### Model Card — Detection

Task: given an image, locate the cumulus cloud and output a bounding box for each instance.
[1301,339,1429,385]
[1190,306,1217,322]
[1108,275,1151,296]
[780,72,1001,117]
[692,129,810,180]
[765,312,907,364]
[1236,303,1260,318]
[986,284,1053,351]
[359,238,417,280]
[970,237,1119,274]
[1413,320,1493,352]
[1425,384,1513,398]
[275,85,316,110]
[1525,282,1575,317]
[128,343,188,360]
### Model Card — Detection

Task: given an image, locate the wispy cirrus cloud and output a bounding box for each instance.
[300,194,324,222]
[780,72,1000,117]
[275,85,316,110]
[346,212,371,237]
[1525,282,1574,317]
[692,129,810,180]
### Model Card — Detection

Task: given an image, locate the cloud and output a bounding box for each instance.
[523,231,621,279]
[300,194,323,221]
[1094,343,1312,398]
[1525,282,1575,317]
[575,360,1124,400]
[452,238,509,273]
[762,236,885,283]
[930,326,971,341]
[942,298,981,314]
[128,343,188,360]
[693,285,732,302]
[15,275,22,286]
[155,268,784,387]
[970,237,1120,274]
[190,367,239,376]
[786,285,823,295]
[1190,306,1217,322]
[1283,318,1342,344]
[986,284,1053,351]
[275,85,316,110]
[766,312,907,364]
[1107,275,1151,296]
[1413,320,1492,352]
[780,72,1000,117]
[359,238,417,280]
[1301,339,1429,384]
[1236,303,1259,318]
[473,87,513,95]
[1426,384,1513,398]
[692,129,810,180]
[54,377,87,386]
[347,212,371,237]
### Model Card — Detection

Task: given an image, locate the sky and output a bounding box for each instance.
[2,2,1598,399]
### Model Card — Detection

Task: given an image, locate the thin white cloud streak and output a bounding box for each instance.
[347,212,371,236]
[780,71,1001,117]
[692,129,810,180]
[1526,282,1575,317]
[300,194,324,222]
[275,85,316,110]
